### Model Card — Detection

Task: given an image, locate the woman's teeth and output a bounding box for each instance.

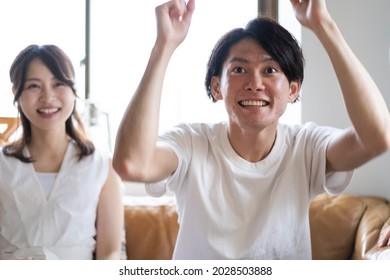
[37,108,60,114]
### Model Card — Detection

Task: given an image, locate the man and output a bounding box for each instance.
[113,0,390,259]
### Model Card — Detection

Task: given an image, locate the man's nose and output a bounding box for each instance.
[245,72,265,92]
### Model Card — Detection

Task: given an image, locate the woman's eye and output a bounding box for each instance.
[233,66,246,74]
[55,81,66,87]
[25,83,39,89]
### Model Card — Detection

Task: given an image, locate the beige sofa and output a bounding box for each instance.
[123,193,390,260]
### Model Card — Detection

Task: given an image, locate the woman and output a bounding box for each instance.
[0,44,123,260]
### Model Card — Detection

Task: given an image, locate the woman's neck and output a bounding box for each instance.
[28,129,70,173]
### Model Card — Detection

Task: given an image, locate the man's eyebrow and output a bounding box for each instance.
[228,56,275,64]
[228,56,249,64]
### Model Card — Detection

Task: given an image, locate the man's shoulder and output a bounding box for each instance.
[279,122,327,136]
[278,121,341,146]
[164,121,227,136]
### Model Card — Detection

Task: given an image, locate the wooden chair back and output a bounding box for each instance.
[0,117,20,146]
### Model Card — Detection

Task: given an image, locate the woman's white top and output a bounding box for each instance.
[0,142,109,259]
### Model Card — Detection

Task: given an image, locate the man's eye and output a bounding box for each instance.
[233,67,246,74]
[265,67,277,74]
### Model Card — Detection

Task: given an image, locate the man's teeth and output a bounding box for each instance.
[38,108,60,114]
[239,100,268,106]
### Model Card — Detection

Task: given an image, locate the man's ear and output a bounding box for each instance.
[12,87,17,96]
[288,80,301,103]
[211,76,223,101]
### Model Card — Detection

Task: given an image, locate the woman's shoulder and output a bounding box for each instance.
[69,141,110,165]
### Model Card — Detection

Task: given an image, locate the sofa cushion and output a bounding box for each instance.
[309,194,366,259]
[124,204,178,260]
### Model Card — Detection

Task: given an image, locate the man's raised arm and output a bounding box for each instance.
[113,0,195,182]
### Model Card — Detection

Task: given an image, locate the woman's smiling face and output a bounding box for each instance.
[211,38,300,132]
[17,58,76,133]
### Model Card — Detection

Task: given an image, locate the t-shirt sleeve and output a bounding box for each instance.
[145,123,193,197]
[325,170,354,195]
[302,123,354,197]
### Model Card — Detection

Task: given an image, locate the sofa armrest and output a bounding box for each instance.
[352,198,390,260]
[309,194,390,260]
[364,214,390,260]
[364,245,390,260]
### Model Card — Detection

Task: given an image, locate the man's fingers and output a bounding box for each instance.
[182,0,195,24]
[168,0,186,19]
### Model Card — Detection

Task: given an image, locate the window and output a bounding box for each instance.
[0,0,85,120]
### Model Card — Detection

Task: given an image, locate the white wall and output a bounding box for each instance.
[301,0,390,198]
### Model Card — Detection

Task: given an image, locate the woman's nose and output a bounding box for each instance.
[39,87,56,102]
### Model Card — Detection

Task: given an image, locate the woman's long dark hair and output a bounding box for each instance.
[3,44,94,162]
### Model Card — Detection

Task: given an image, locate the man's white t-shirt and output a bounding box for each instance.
[146,122,353,259]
